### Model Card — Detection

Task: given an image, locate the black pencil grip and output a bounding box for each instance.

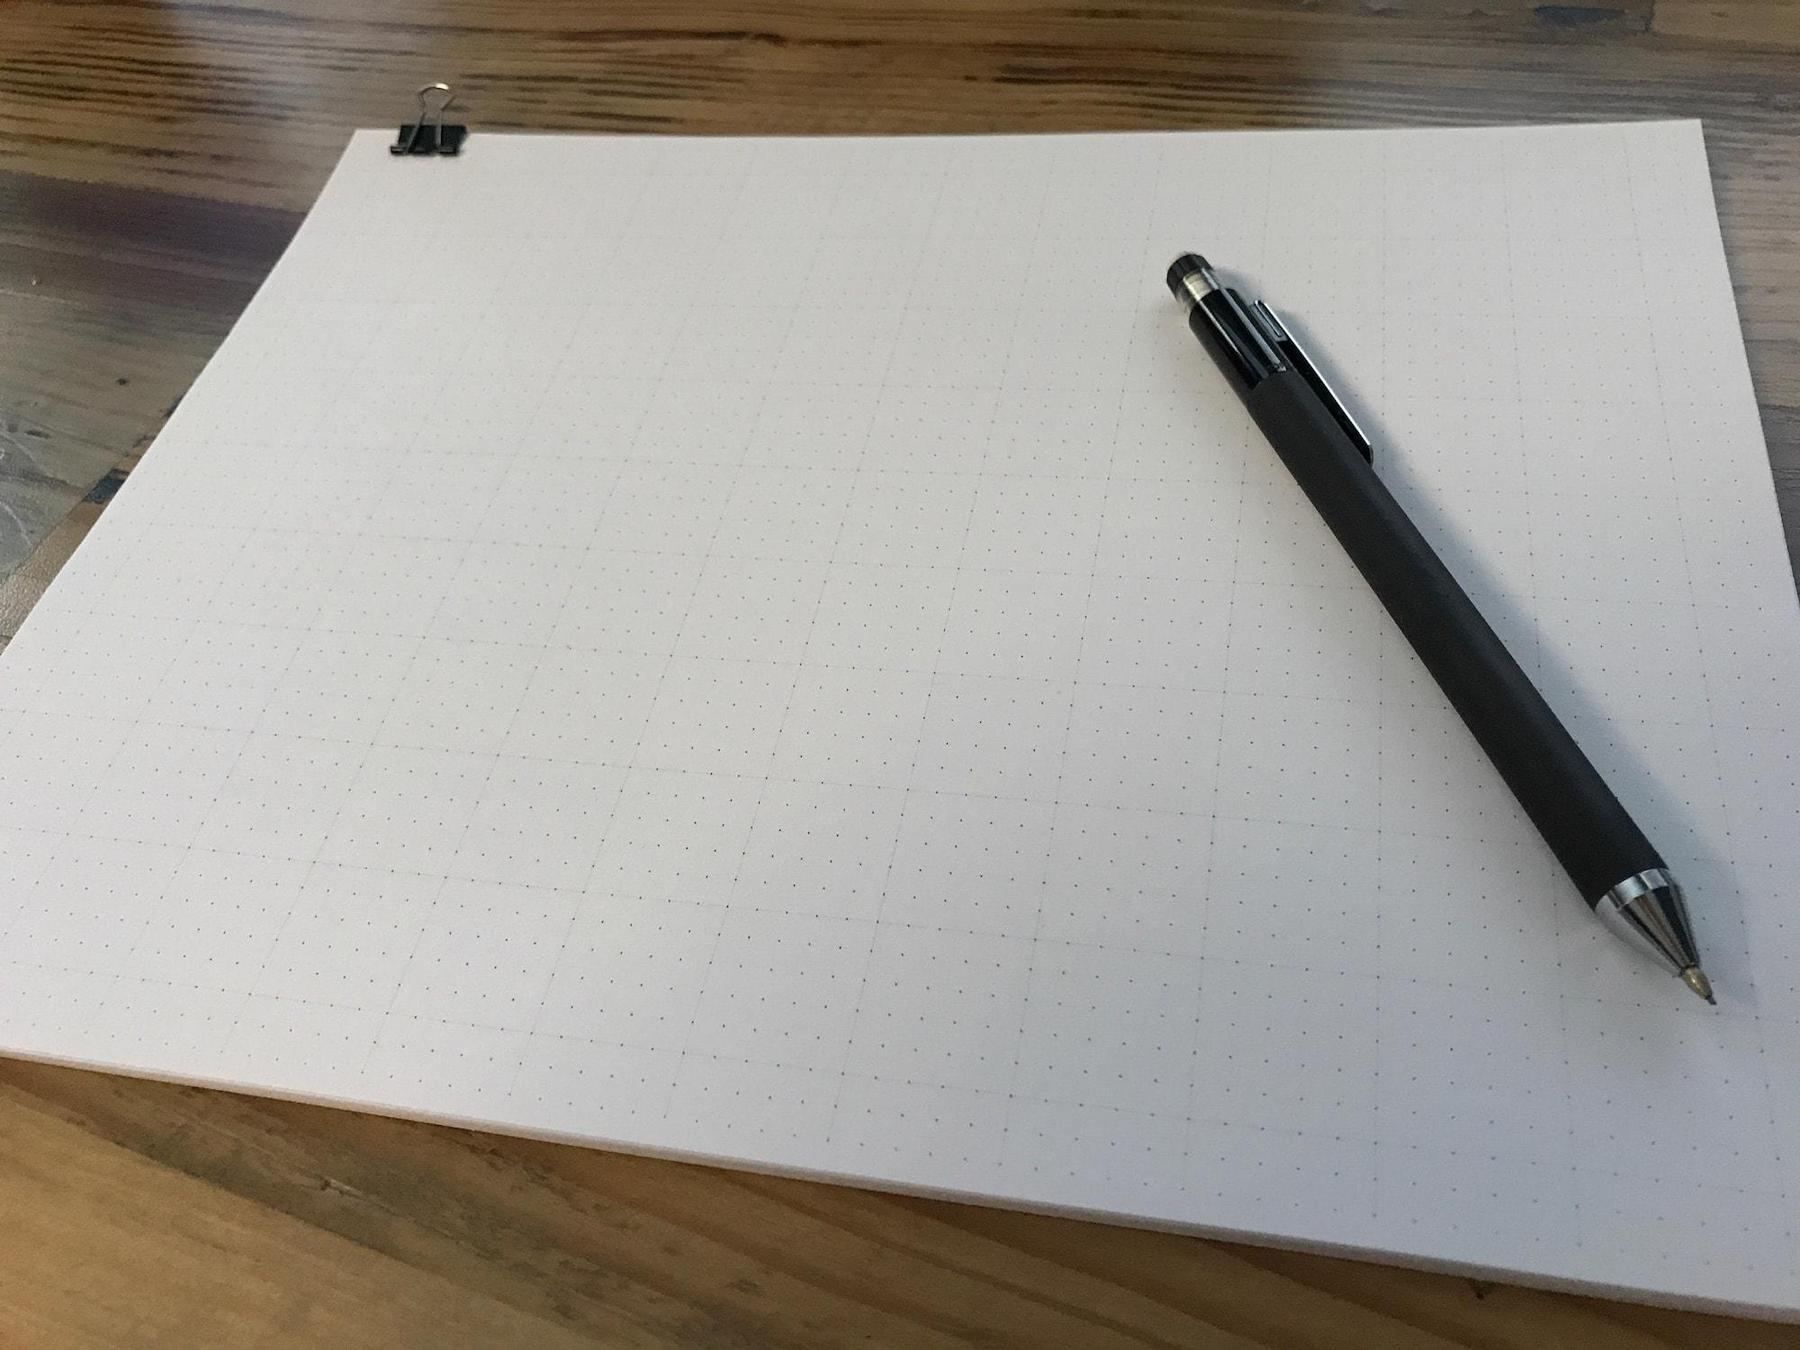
[1240,366,1661,904]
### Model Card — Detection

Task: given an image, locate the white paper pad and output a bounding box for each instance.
[2,121,1796,1315]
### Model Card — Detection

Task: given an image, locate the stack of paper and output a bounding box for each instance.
[0,121,1795,1316]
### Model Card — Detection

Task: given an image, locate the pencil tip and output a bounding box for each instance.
[1681,966,1715,1004]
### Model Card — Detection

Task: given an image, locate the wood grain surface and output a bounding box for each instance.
[3,2,1799,1345]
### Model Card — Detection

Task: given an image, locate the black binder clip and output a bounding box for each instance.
[391,83,466,157]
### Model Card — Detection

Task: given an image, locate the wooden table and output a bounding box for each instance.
[2,3,1797,1345]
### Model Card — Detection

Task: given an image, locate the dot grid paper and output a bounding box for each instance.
[2,120,1798,1315]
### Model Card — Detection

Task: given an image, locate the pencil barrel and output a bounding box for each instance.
[1240,365,1660,904]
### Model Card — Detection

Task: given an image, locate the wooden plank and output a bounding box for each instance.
[0,1082,609,1349]
[1654,1,1800,49]
[0,2,1774,210]
[0,170,297,579]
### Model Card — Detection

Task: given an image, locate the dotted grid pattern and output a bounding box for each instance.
[1,122,1797,1313]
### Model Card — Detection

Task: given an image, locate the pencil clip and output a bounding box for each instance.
[1251,302,1373,464]
[391,83,467,157]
